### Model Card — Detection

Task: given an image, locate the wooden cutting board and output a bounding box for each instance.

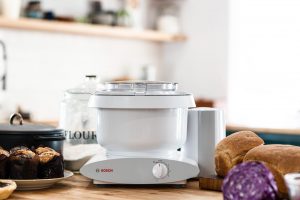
[199,175,224,191]
[199,176,289,199]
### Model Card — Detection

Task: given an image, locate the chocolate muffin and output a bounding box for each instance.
[9,146,39,179]
[0,147,9,179]
[36,147,64,179]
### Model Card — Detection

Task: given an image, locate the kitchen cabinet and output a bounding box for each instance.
[10,174,222,200]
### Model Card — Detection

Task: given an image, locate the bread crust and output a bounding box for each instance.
[215,131,264,177]
[244,144,300,194]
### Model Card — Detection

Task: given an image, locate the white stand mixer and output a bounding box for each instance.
[80,81,225,185]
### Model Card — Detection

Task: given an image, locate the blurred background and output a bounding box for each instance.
[0,0,300,138]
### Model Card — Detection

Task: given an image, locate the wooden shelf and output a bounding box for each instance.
[0,17,187,43]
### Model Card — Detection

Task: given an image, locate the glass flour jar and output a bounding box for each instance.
[59,75,105,171]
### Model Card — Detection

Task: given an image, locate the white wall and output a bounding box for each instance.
[0,0,230,121]
[0,0,165,122]
[0,30,161,121]
[227,0,300,128]
[161,0,229,101]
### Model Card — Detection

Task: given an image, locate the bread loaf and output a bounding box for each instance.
[244,144,300,194]
[215,131,264,177]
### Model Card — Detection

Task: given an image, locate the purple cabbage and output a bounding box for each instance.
[222,161,278,200]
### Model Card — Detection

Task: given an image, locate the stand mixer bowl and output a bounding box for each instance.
[89,81,196,157]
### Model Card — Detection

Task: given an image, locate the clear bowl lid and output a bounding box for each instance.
[96,81,188,96]
[90,81,195,108]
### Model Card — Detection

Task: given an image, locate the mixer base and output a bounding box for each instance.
[80,153,199,185]
[93,180,187,186]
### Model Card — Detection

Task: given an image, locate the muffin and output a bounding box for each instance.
[36,147,64,179]
[9,146,39,179]
[0,148,9,179]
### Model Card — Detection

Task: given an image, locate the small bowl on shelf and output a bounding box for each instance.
[284,173,300,200]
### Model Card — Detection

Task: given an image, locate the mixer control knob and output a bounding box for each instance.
[152,163,168,179]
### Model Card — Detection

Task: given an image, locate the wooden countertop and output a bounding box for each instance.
[227,124,300,135]
[9,175,222,200]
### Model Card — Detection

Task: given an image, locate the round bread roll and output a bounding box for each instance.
[244,144,300,194]
[215,131,264,177]
[0,180,17,200]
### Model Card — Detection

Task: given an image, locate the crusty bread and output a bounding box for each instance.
[244,144,300,194]
[215,131,264,177]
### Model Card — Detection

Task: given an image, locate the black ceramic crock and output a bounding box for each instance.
[0,113,65,153]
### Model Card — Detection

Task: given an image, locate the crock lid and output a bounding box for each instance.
[0,113,63,135]
[0,124,63,134]
[89,81,196,109]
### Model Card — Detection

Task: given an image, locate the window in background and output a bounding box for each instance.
[228,0,300,128]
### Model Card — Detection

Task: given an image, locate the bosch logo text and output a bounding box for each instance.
[96,168,114,173]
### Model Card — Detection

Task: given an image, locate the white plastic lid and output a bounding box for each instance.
[89,81,196,109]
